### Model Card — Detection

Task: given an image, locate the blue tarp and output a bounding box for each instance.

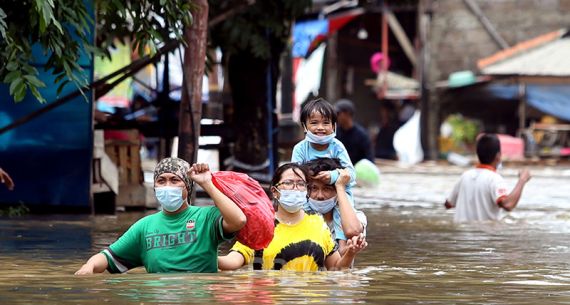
[292,19,329,58]
[485,84,570,121]
[0,2,94,208]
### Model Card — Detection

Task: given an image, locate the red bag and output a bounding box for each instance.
[212,171,275,250]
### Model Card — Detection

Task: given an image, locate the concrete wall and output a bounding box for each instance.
[423,0,570,158]
[429,0,570,82]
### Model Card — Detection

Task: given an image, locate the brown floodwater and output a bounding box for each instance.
[1,168,570,304]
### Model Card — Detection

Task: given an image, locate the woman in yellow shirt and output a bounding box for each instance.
[218,163,365,271]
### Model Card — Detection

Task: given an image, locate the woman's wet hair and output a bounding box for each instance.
[303,158,344,178]
[300,97,337,127]
[476,134,501,164]
[271,163,309,186]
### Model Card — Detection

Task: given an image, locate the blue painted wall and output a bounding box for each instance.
[0,2,94,209]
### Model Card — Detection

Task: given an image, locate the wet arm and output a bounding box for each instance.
[445,179,460,209]
[203,181,247,233]
[218,251,246,271]
[325,250,357,270]
[338,239,348,256]
[75,253,108,275]
[498,170,531,211]
[329,234,367,269]
[335,179,363,238]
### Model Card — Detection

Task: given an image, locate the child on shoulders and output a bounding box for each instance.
[291,98,357,241]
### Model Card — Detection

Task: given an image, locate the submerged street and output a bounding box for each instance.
[1,163,569,304]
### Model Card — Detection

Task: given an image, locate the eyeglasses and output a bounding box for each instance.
[275,180,308,191]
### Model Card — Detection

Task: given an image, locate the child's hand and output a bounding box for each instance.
[189,163,212,186]
[314,171,331,184]
[335,169,350,187]
[346,233,367,255]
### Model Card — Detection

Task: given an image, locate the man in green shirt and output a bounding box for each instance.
[75,158,247,274]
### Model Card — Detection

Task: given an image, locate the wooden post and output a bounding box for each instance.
[326,32,339,102]
[179,0,209,164]
[386,10,417,67]
[381,7,389,98]
[518,82,527,135]
[418,0,436,160]
[463,0,509,50]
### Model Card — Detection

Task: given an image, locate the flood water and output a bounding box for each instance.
[1,165,570,304]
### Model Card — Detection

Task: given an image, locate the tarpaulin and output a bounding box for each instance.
[292,9,363,58]
[485,84,570,121]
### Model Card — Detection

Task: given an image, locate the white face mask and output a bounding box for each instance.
[304,130,336,145]
[308,196,337,214]
[277,189,307,213]
[155,186,185,212]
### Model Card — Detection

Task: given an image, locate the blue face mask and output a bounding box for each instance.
[308,196,337,214]
[304,130,336,145]
[277,189,307,213]
[155,186,186,212]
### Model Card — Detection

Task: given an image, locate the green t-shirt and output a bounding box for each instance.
[102,205,233,273]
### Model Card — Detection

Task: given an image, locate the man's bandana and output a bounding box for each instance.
[153,157,192,193]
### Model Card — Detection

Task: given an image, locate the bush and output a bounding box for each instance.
[446,114,480,146]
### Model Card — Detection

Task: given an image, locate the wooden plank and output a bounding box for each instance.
[105,146,117,164]
[386,10,417,67]
[532,123,570,131]
[130,144,141,184]
[116,184,147,207]
[118,145,128,185]
[102,129,143,187]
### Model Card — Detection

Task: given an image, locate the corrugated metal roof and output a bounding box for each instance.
[481,36,570,76]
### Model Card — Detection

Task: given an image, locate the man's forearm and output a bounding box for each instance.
[500,180,527,211]
[336,187,363,238]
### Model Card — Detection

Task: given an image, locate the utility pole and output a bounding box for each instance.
[418,0,436,160]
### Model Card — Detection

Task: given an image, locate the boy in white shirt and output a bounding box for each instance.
[445,134,531,222]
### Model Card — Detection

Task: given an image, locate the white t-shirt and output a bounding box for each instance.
[447,165,509,222]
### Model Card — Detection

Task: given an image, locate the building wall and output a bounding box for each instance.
[423,0,570,158]
[428,0,570,82]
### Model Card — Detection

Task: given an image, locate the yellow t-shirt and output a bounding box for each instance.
[232,212,337,271]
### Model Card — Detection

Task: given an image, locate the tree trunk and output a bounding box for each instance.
[178,0,209,163]
[228,47,281,182]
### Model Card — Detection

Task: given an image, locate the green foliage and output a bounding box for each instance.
[96,0,193,59]
[446,114,480,145]
[0,203,30,217]
[209,0,311,59]
[0,0,193,103]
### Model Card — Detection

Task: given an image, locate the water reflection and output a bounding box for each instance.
[1,170,570,304]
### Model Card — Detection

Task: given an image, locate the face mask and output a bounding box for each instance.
[277,189,307,213]
[155,186,185,212]
[305,130,336,145]
[308,196,337,214]
[497,162,503,171]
